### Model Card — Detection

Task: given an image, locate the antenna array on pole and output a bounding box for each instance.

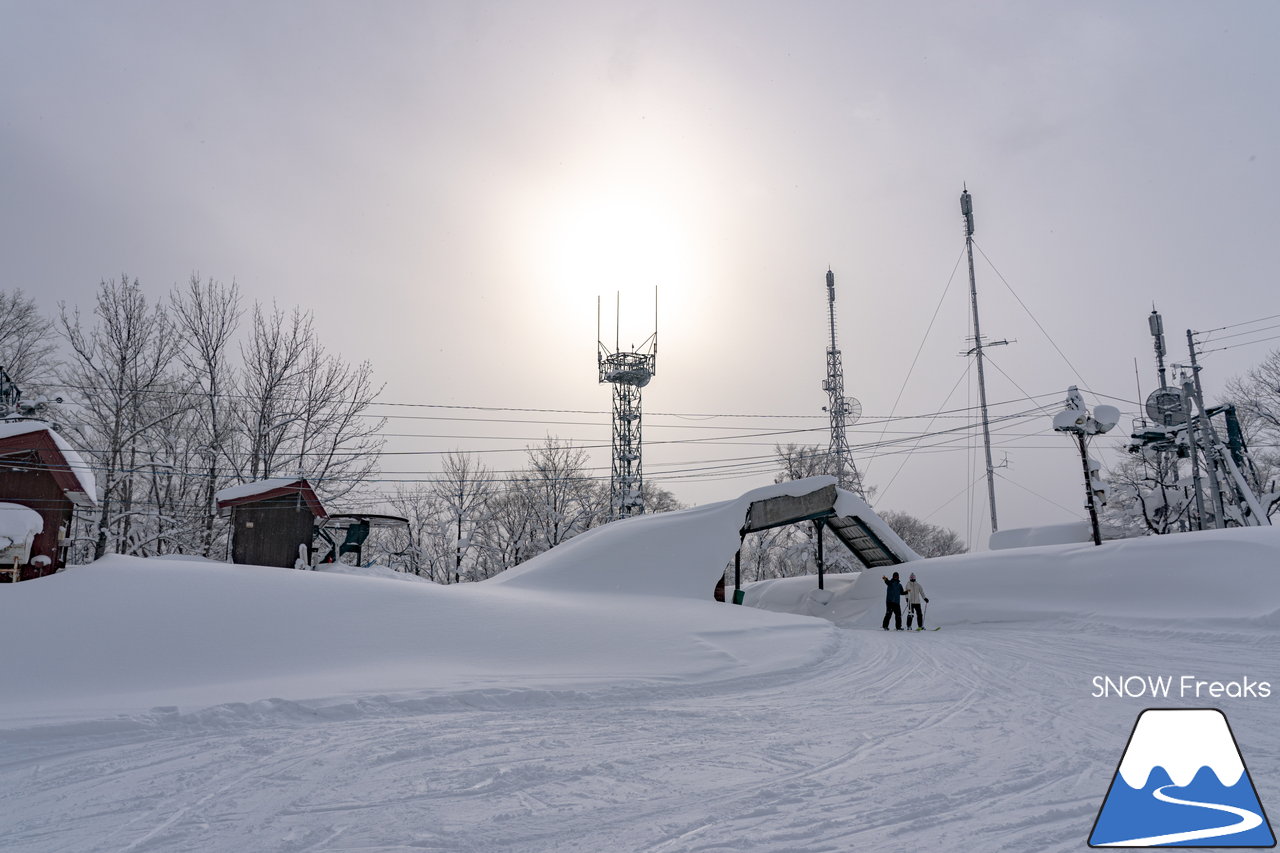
[597,290,657,521]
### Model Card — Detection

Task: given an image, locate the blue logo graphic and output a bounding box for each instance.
[1090,708,1275,847]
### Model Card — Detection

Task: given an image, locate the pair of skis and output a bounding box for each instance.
[905,602,940,630]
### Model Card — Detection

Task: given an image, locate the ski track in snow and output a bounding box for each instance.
[2,619,1277,853]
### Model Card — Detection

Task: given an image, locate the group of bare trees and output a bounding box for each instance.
[372,440,681,582]
[4,277,387,561]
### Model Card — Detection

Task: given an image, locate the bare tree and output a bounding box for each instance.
[383,483,455,581]
[170,275,242,556]
[878,510,967,557]
[0,288,57,387]
[58,276,189,559]
[523,437,597,554]
[1226,354,1280,519]
[1098,450,1192,537]
[291,337,385,505]
[233,303,312,481]
[230,301,386,508]
[432,451,494,583]
[476,485,536,577]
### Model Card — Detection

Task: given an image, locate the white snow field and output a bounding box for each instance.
[2,477,1279,852]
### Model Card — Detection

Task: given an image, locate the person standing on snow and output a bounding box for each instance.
[904,571,930,630]
[882,571,906,630]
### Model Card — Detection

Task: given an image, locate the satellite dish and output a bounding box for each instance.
[1145,387,1184,427]
[1093,404,1120,434]
[842,397,862,425]
[1053,409,1084,432]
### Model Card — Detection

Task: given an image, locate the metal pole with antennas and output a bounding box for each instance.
[961,186,1007,534]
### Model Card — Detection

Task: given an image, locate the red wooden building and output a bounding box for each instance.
[0,421,97,582]
[216,478,328,568]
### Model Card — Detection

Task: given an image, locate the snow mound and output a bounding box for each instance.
[0,509,835,724]
[745,525,1280,627]
[492,476,914,598]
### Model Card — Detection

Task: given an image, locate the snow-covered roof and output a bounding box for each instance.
[0,501,44,548]
[214,478,306,504]
[0,419,97,505]
[989,522,1092,550]
[215,478,327,517]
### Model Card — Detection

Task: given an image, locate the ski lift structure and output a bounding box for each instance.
[315,514,410,567]
[725,482,918,604]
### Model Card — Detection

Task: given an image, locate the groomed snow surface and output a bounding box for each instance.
[2,477,1279,852]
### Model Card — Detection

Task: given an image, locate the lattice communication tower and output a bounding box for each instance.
[598,292,657,520]
[822,269,865,497]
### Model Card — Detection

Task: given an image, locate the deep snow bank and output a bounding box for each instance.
[745,525,1280,628]
[0,477,865,724]
[491,475,917,597]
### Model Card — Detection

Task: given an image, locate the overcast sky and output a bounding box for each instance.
[3,1,1278,547]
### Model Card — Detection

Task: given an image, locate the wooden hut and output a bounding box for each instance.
[0,420,97,582]
[216,478,328,568]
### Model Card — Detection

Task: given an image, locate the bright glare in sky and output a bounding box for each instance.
[543,188,692,312]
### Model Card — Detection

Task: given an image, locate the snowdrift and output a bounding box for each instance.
[490,475,916,597]
[0,478,855,724]
[5,471,1276,726]
[745,524,1280,628]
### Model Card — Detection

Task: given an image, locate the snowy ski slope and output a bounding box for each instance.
[2,478,1278,852]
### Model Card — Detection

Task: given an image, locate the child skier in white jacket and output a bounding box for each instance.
[904,572,929,630]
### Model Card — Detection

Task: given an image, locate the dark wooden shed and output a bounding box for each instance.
[216,478,328,569]
[0,421,97,582]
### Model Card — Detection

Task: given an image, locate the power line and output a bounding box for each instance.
[863,245,966,482]
[1199,332,1280,356]
[972,240,1092,394]
[1193,312,1280,337]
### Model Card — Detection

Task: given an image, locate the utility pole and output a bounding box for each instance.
[1186,330,1226,529]
[1181,374,1206,530]
[961,186,1003,534]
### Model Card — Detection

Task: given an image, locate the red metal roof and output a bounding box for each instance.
[0,428,95,507]
[215,478,328,518]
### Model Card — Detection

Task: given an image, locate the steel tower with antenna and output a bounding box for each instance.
[961,186,1006,534]
[598,291,657,521]
[822,269,865,497]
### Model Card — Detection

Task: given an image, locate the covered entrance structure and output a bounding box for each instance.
[730,482,915,604]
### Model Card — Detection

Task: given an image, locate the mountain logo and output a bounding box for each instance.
[1089,708,1275,847]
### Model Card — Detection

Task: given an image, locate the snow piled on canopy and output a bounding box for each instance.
[0,502,44,547]
[0,419,97,501]
[214,477,306,504]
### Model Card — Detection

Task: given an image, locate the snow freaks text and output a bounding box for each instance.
[1092,676,1272,700]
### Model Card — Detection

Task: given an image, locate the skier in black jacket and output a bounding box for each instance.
[882,571,906,631]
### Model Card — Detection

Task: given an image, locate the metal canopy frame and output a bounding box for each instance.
[731,484,906,603]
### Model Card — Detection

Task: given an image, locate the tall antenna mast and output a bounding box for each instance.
[822,269,865,497]
[598,289,658,521]
[961,186,1002,534]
